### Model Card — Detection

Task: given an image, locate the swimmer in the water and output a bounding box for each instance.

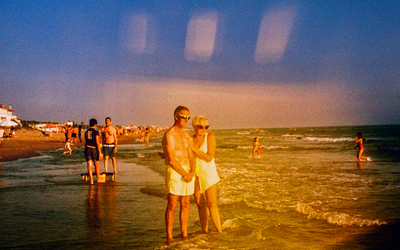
[253,137,262,158]
[353,132,370,162]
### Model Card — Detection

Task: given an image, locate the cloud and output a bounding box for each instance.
[99,77,353,128]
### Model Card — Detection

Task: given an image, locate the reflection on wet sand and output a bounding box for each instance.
[86,183,119,238]
[0,164,3,187]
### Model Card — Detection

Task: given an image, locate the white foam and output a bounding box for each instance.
[222,218,240,230]
[296,203,387,227]
[303,137,353,142]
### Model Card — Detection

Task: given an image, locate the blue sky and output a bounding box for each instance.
[1,0,399,128]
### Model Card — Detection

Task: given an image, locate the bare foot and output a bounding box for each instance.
[166,238,173,245]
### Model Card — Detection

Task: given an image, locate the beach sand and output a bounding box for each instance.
[0,128,142,162]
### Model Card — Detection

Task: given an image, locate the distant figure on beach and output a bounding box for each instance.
[10,126,16,137]
[354,132,370,162]
[139,128,146,143]
[63,139,73,155]
[189,115,222,233]
[253,137,263,158]
[64,124,71,143]
[0,126,4,148]
[162,106,196,240]
[84,119,104,184]
[71,125,78,143]
[145,127,150,145]
[102,117,118,174]
[78,125,82,142]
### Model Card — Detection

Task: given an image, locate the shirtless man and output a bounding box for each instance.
[162,106,196,240]
[102,117,118,173]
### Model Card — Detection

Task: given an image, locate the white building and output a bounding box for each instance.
[0,104,20,125]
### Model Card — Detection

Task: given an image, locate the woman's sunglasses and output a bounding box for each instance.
[178,114,191,120]
[197,125,209,129]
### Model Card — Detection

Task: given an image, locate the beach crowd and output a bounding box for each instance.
[81,106,223,240]
[2,105,371,241]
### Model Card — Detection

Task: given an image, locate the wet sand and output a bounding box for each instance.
[0,129,143,162]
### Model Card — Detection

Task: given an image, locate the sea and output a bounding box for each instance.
[1,125,400,249]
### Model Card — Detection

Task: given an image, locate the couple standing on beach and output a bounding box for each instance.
[162,106,222,241]
[84,117,118,185]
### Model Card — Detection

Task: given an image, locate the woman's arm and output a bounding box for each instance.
[190,133,216,162]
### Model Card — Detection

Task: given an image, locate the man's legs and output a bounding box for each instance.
[179,195,191,238]
[166,193,178,239]
[111,156,117,173]
[87,160,93,185]
[104,155,109,173]
[95,160,105,183]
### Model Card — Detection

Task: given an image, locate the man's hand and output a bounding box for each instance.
[182,172,194,183]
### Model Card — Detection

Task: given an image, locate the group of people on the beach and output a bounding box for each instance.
[83,117,118,184]
[83,106,222,239]
[63,124,82,155]
[0,126,16,139]
[82,105,371,240]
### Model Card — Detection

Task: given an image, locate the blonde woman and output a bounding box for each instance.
[189,115,222,233]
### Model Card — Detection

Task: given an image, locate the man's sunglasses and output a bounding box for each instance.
[197,125,209,129]
[178,114,191,120]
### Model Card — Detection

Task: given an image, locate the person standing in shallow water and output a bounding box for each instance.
[84,119,104,184]
[189,115,222,233]
[252,137,263,158]
[162,106,196,240]
[102,117,118,174]
[354,132,370,162]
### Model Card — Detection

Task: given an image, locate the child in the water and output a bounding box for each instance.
[354,132,370,162]
[63,139,73,155]
[253,137,263,158]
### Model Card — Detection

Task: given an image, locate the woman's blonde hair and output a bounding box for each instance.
[192,115,209,126]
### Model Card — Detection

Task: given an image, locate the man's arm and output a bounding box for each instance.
[100,128,104,144]
[113,127,118,152]
[96,134,103,160]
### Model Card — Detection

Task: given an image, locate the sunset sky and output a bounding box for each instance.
[1,0,399,128]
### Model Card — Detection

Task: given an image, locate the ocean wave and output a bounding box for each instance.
[296,203,387,227]
[303,137,353,142]
[282,134,303,137]
[237,145,289,150]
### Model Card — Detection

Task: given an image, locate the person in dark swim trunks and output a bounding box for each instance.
[102,117,118,173]
[84,119,104,184]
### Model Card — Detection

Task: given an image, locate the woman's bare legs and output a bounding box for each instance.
[357,149,369,161]
[204,184,222,233]
[194,177,209,233]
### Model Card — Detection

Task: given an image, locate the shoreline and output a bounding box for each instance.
[0,129,149,163]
